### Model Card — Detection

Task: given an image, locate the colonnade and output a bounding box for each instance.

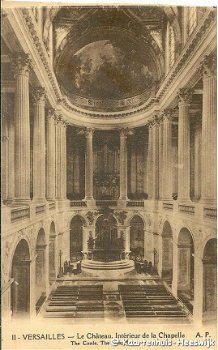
[2,54,216,205]
[147,55,216,202]
[3,53,67,204]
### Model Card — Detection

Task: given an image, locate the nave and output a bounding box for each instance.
[40,274,191,323]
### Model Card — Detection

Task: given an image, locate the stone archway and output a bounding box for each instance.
[49,222,56,284]
[11,239,30,317]
[70,216,84,260]
[162,221,173,283]
[177,228,194,311]
[94,214,120,261]
[203,238,217,315]
[35,228,46,309]
[130,216,144,260]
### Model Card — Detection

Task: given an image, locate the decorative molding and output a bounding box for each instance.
[11,52,32,77]
[32,87,46,104]
[178,88,193,104]
[200,53,216,77]
[20,8,215,121]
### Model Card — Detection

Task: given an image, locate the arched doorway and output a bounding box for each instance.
[95,214,120,261]
[11,239,30,317]
[49,222,56,284]
[203,239,217,315]
[70,216,83,260]
[162,221,173,283]
[35,229,46,309]
[130,216,144,260]
[177,228,194,312]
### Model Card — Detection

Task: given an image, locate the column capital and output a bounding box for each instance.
[162,108,174,121]
[12,53,32,77]
[178,88,193,104]
[32,87,46,104]
[120,128,134,137]
[47,108,56,120]
[78,127,95,137]
[148,115,161,128]
[56,114,63,124]
[200,54,216,77]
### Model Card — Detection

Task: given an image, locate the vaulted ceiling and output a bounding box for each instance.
[52,7,170,108]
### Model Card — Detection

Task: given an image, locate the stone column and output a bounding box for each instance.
[124,226,130,259]
[193,119,202,200]
[158,117,163,200]
[48,234,57,282]
[8,113,15,202]
[172,240,178,297]
[32,87,46,202]
[119,129,128,201]
[84,128,94,201]
[201,55,217,202]
[151,117,159,199]
[55,117,67,201]
[147,123,153,199]
[162,109,173,200]
[193,255,204,323]
[46,109,56,200]
[82,226,89,259]
[60,120,67,200]
[13,53,32,203]
[143,131,148,197]
[55,116,62,200]
[130,146,137,194]
[2,116,9,202]
[177,88,192,201]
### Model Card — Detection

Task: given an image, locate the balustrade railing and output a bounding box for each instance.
[96,200,117,207]
[11,207,30,222]
[127,201,144,207]
[204,207,217,219]
[163,202,173,210]
[70,201,87,207]
[49,201,56,210]
[35,204,46,214]
[179,204,195,214]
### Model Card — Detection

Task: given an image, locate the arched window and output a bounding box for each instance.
[188,7,197,35]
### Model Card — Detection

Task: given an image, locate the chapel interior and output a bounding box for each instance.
[1,5,217,324]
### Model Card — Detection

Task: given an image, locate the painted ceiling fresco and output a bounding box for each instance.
[58,39,155,100]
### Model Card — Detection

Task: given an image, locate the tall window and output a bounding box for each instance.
[188,7,197,35]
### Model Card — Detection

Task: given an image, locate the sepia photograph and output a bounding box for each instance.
[1,2,217,349]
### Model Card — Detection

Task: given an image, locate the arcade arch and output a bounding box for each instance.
[35,228,46,308]
[162,221,173,283]
[49,221,56,284]
[130,215,144,259]
[177,228,194,310]
[203,238,217,315]
[11,239,30,317]
[70,215,84,260]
